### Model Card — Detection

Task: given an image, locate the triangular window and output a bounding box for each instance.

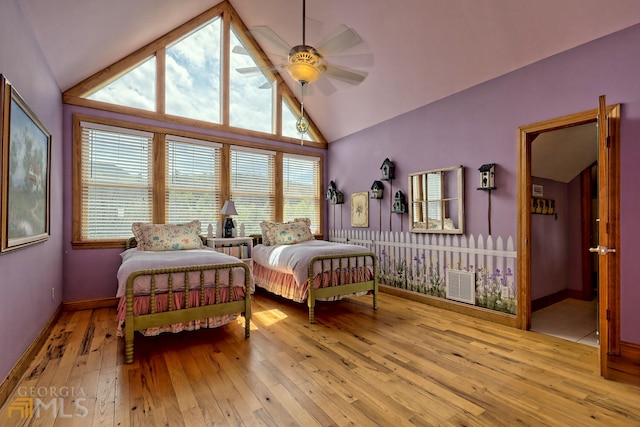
[86,56,156,111]
[67,3,326,146]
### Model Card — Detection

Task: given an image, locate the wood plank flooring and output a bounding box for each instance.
[2,289,640,426]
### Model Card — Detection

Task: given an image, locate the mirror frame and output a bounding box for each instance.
[408,165,464,234]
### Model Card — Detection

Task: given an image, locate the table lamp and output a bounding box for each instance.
[220,200,238,238]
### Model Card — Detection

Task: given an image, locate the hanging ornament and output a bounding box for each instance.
[296,82,309,144]
[296,115,309,134]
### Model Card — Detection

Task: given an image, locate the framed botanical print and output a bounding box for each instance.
[0,75,51,252]
[351,191,369,227]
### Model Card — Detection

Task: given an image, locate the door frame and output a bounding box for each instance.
[517,102,621,376]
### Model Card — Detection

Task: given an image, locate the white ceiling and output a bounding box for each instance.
[20,0,640,144]
[532,123,597,183]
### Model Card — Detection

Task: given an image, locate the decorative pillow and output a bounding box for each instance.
[294,217,311,228]
[260,221,278,246]
[272,221,314,245]
[132,220,204,251]
[261,219,314,245]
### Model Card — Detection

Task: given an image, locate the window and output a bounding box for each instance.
[79,123,153,239]
[166,136,222,226]
[283,154,320,233]
[229,146,275,235]
[73,119,323,246]
[165,18,222,123]
[87,57,156,111]
[67,4,327,145]
[229,25,274,133]
[408,165,464,234]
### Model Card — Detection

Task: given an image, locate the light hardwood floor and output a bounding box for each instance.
[2,290,640,426]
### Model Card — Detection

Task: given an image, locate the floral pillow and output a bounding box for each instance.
[259,221,279,246]
[132,220,204,251]
[272,221,314,245]
[294,217,311,228]
[260,219,314,246]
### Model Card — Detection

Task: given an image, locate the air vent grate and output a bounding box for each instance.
[446,269,476,305]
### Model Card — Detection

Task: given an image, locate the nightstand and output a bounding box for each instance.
[207,237,253,267]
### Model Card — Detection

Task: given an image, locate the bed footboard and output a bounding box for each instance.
[124,262,251,364]
[307,252,377,323]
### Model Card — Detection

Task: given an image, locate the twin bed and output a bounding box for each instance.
[252,239,378,323]
[117,219,377,363]
[116,221,251,364]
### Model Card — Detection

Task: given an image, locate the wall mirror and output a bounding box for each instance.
[408,165,464,234]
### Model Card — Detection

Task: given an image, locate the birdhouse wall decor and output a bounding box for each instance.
[332,190,344,204]
[392,190,407,213]
[380,158,395,181]
[478,163,496,190]
[327,181,337,200]
[370,180,384,199]
[326,181,344,204]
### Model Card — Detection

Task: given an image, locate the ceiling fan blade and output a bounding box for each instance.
[305,16,323,39]
[259,81,273,89]
[330,53,374,68]
[324,64,368,85]
[316,26,363,56]
[314,77,338,96]
[236,66,261,75]
[250,25,292,55]
[232,45,249,55]
[236,63,284,75]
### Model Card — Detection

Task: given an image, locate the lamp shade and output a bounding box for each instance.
[220,200,238,216]
[288,62,322,85]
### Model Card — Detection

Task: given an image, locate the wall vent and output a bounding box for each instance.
[446,269,476,305]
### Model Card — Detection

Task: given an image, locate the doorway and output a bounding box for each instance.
[526,123,599,346]
[517,98,621,377]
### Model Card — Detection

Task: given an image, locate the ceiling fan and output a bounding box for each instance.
[233,0,373,96]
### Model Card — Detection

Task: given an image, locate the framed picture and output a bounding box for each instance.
[1,75,51,252]
[532,184,543,198]
[351,192,369,227]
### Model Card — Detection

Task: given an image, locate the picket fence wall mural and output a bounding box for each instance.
[329,230,517,315]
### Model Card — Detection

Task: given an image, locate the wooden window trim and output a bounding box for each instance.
[62,1,327,148]
[71,114,324,248]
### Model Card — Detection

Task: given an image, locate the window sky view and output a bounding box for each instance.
[86,16,314,142]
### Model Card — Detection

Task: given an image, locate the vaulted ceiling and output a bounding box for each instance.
[20,0,640,142]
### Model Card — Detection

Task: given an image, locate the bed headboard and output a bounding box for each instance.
[125,235,208,250]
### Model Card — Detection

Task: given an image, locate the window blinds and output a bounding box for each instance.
[282,154,320,233]
[166,136,221,227]
[80,124,153,239]
[230,146,275,235]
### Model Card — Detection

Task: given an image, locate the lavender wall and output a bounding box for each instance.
[0,1,63,383]
[529,177,580,301]
[328,24,640,344]
[61,105,326,301]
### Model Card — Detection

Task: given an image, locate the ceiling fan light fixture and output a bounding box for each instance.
[288,45,325,84]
